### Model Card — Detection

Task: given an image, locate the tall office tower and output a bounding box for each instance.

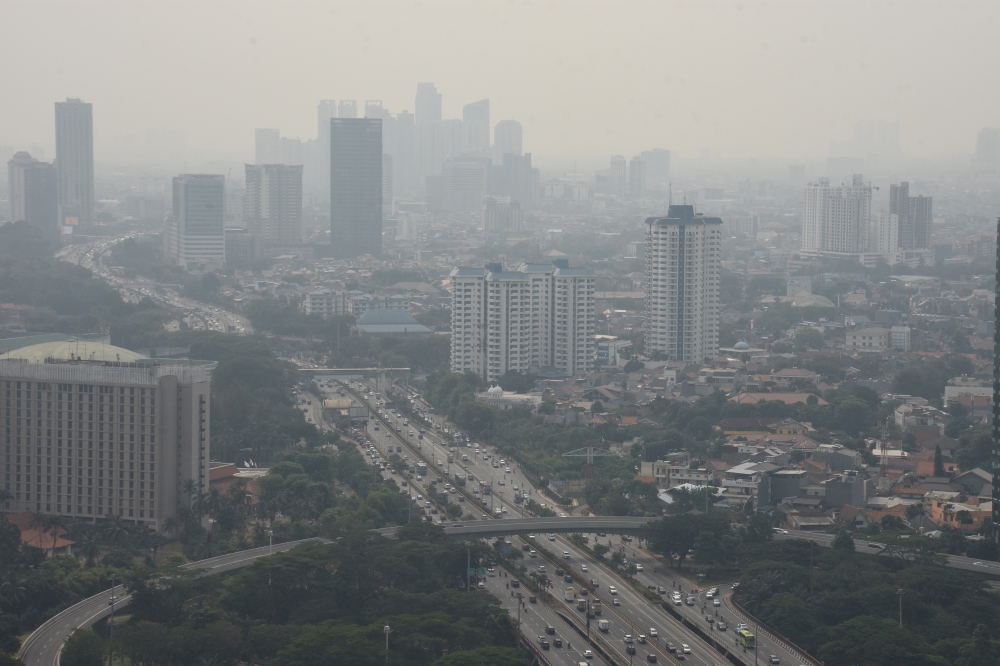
[244,164,303,245]
[644,205,723,362]
[338,100,358,119]
[976,128,1000,170]
[628,155,646,196]
[255,129,282,165]
[382,154,393,216]
[462,99,490,154]
[330,118,382,257]
[316,101,337,192]
[0,341,211,529]
[493,153,537,208]
[415,83,442,125]
[7,152,57,233]
[483,196,522,235]
[439,157,489,213]
[610,155,627,197]
[449,261,594,381]
[164,174,226,270]
[889,182,932,250]
[393,110,416,196]
[54,98,94,229]
[280,137,304,165]
[994,214,1000,542]
[801,175,872,253]
[493,120,523,164]
[365,100,390,120]
[640,149,671,190]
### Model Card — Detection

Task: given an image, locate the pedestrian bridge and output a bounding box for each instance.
[373,516,656,540]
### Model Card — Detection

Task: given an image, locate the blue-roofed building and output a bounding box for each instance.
[355,309,432,336]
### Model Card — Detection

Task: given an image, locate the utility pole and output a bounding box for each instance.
[107,574,117,666]
[467,546,471,592]
[897,588,904,627]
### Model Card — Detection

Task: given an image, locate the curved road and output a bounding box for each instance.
[18,539,319,666]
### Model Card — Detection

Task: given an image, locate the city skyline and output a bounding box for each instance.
[2,2,999,163]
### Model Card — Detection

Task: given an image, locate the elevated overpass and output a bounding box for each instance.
[373,516,656,540]
[298,367,411,382]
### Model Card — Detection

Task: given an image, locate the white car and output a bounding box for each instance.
[581,565,589,572]
[609,586,618,594]
[635,563,644,571]
[649,628,658,637]
[583,650,594,659]
[548,535,555,541]
[559,512,568,518]
[681,644,691,654]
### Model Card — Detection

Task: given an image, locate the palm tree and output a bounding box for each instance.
[192,491,210,521]
[150,533,167,562]
[0,573,26,612]
[75,526,101,567]
[132,525,154,560]
[183,479,198,507]
[102,514,131,550]
[162,516,178,537]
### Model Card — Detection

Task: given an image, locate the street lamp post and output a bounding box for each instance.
[897,588,904,627]
[107,574,117,666]
[383,625,391,666]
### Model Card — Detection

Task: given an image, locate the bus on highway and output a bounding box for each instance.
[737,629,756,649]
[480,482,492,495]
[417,463,428,475]
[454,473,466,487]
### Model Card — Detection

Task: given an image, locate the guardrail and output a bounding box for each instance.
[724,595,822,666]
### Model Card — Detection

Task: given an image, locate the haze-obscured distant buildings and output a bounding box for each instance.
[54,98,94,231]
[163,174,226,270]
[6,151,57,235]
[244,164,303,245]
[330,118,382,258]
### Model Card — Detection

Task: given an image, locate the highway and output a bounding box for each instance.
[59,234,253,337]
[18,539,319,666]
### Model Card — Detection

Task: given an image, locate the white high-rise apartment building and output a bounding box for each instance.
[645,205,723,362]
[802,175,872,253]
[450,261,595,381]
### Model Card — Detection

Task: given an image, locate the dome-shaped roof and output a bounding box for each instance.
[0,340,145,364]
[734,341,751,350]
[487,385,503,396]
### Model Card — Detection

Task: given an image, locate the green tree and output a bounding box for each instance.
[934,444,945,477]
[433,647,527,666]
[794,328,825,351]
[61,629,105,666]
[832,530,855,551]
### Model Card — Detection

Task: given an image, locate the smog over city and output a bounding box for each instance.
[2,3,1000,666]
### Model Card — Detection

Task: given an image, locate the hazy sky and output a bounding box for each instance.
[3,0,998,163]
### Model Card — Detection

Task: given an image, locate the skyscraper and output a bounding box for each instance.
[415,83,442,125]
[164,174,226,270]
[338,100,358,119]
[330,118,382,257]
[244,164,303,245]
[628,155,646,197]
[7,152,57,234]
[54,98,94,229]
[255,129,281,165]
[440,157,489,214]
[493,153,537,208]
[801,175,872,254]
[993,214,1000,542]
[610,155,627,198]
[449,261,594,380]
[316,101,337,192]
[494,120,523,163]
[889,182,932,250]
[645,205,723,362]
[463,99,490,154]
[640,149,671,190]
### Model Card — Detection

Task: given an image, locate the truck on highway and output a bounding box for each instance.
[576,599,587,611]
[417,463,428,475]
[598,619,610,632]
[480,482,492,495]
[565,586,575,601]
[454,473,466,487]
[447,454,454,463]
[592,600,603,614]
[437,492,449,503]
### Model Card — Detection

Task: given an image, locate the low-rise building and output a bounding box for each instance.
[720,461,778,507]
[303,288,349,318]
[475,385,543,411]
[640,453,714,489]
[845,327,891,351]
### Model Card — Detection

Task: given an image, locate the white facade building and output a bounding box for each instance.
[164,174,226,271]
[449,261,595,381]
[802,175,872,254]
[303,289,348,318]
[644,205,723,362]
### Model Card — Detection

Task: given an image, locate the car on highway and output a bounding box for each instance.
[613,598,620,606]
[635,563,643,571]
[608,586,618,594]
[681,644,690,654]
[769,656,780,664]
[649,628,657,637]
[583,650,594,659]
[713,597,721,606]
